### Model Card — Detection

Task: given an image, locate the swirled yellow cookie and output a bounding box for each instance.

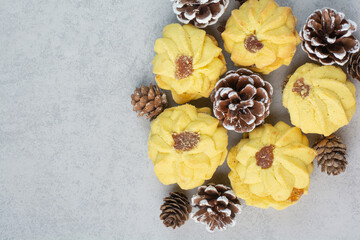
[148,104,228,190]
[283,63,356,136]
[222,0,300,74]
[228,122,316,210]
[152,23,226,104]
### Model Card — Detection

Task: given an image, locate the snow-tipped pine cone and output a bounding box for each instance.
[191,184,241,232]
[300,8,360,65]
[172,0,229,28]
[210,68,273,133]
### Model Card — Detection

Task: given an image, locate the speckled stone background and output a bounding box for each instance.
[1,0,360,239]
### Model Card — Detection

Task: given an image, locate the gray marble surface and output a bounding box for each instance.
[1,0,360,239]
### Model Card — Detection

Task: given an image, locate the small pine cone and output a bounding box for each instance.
[300,8,360,66]
[313,134,347,176]
[210,68,273,133]
[160,192,192,229]
[347,51,360,81]
[131,83,168,121]
[191,184,241,232]
[172,0,229,28]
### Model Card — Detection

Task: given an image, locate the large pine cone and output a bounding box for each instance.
[131,83,168,121]
[313,134,347,176]
[210,68,273,133]
[300,8,360,66]
[347,51,360,81]
[191,184,241,232]
[172,0,229,28]
[160,192,192,229]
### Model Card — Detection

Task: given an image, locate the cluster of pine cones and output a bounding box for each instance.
[130,0,356,232]
[159,184,241,232]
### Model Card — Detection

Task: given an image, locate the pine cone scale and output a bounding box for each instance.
[154,96,162,107]
[240,84,256,99]
[239,110,256,124]
[132,103,142,112]
[228,203,240,214]
[252,101,265,115]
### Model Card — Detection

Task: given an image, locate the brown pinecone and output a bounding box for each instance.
[313,134,347,176]
[172,0,229,28]
[300,8,360,66]
[347,51,360,81]
[191,184,241,232]
[160,192,191,229]
[131,83,167,121]
[210,68,273,133]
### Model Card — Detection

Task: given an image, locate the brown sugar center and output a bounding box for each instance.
[255,145,275,169]
[172,131,200,152]
[244,35,264,53]
[175,55,193,80]
[292,78,310,98]
[288,188,304,202]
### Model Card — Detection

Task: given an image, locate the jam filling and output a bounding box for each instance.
[288,188,304,202]
[175,55,193,80]
[244,35,264,53]
[172,131,200,151]
[292,78,310,98]
[255,145,275,169]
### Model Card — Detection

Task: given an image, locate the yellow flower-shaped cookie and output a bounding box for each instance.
[228,122,316,210]
[283,63,356,136]
[152,24,226,104]
[222,0,300,74]
[148,104,228,190]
